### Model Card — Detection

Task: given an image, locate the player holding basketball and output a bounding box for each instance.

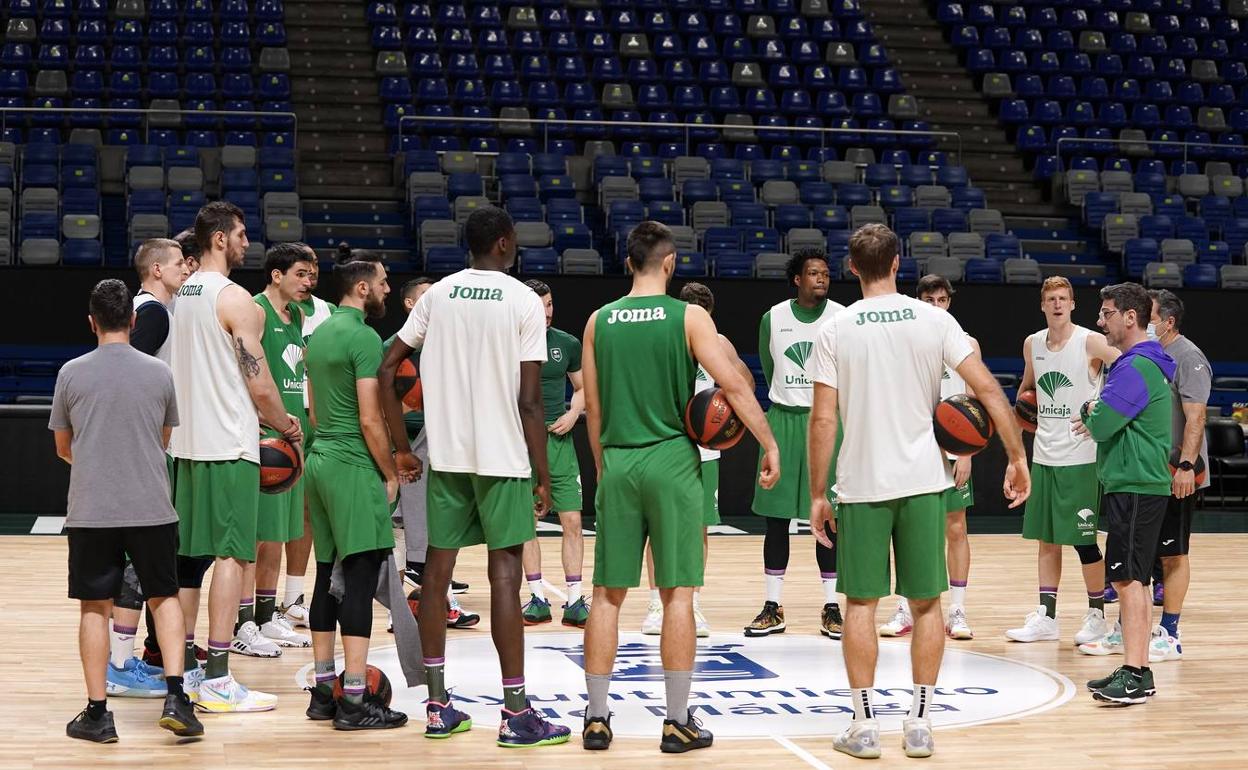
[580,222,780,753]
[379,206,570,748]
[518,278,591,629]
[747,248,844,640]
[1008,277,1118,646]
[167,201,301,711]
[808,224,1029,759]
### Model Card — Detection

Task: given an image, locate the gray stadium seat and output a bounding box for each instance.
[515,222,553,248]
[761,180,800,206]
[746,15,777,38]
[21,188,58,216]
[826,42,857,65]
[265,216,303,243]
[669,225,697,253]
[1221,264,1248,288]
[167,167,204,192]
[114,0,145,19]
[1119,192,1153,217]
[1078,31,1107,53]
[1124,12,1152,33]
[850,204,886,229]
[1160,238,1196,266]
[62,214,100,240]
[243,242,265,269]
[947,232,985,261]
[1144,262,1183,288]
[843,147,876,166]
[1192,59,1220,84]
[600,176,639,208]
[691,201,730,232]
[1102,213,1138,254]
[419,220,458,255]
[498,107,533,136]
[1119,129,1151,157]
[5,18,36,43]
[68,128,102,147]
[1065,169,1099,206]
[888,94,919,120]
[128,166,165,191]
[731,62,766,88]
[34,70,67,97]
[915,185,951,209]
[561,248,603,275]
[926,255,964,282]
[259,47,291,73]
[147,99,182,128]
[1100,170,1134,194]
[723,114,757,143]
[1212,175,1244,198]
[801,0,830,16]
[263,192,301,219]
[967,208,1005,235]
[1198,108,1227,132]
[673,156,710,188]
[376,51,408,76]
[982,73,1013,99]
[506,6,539,29]
[1177,174,1211,199]
[20,238,59,265]
[453,196,489,225]
[601,84,635,109]
[129,214,169,243]
[441,151,478,175]
[787,228,826,254]
[822,160,858,184]
[754,252,788,278]
[908,232,946,260]
[1004,257,1043,284]
[221,145,257,168]
[407,172,446,198]
[619,33,650,58]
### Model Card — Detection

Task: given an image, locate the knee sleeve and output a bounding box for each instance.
[176,556,212,589]
[114,562,145,610]
[338,550,386,638]
[763,517,791,572]
[815,525,837,573]
[309,561,338,634]
[1074,543,1103,565]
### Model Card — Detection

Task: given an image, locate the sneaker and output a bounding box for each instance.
[561,597,591,628]
[106,657,168,698]
[660,711,713,754]
[1153,582,1165,606]
[447,601,481,629]
[1091,667,1149,705]
[1149,625,1183,662]
[946,606,973,640]
[1077,622,1124,656]
[878,601,912,637]
[1075,608,1111,646]
[1087,665,1155,696]
[425,696,473,739]
[333,696,408,731]
[497,701,572,748]
[821,603,844,640]
[133,657,164,680]
[521,596,552,625]
[403,568,468,595]
[231,620,282,658]
[641,599,663,635]
[1103,583,1119,604]
[158,692,204,737]
[902,716,935,758]
[260,614,311,648]
[833,719,881,760]
[184,665,204,704]
[305,686,337,720]
[693,603,710,638]
[582,715,613,750]
[743,601,786,637]
[1005,607,1059,642]
[279,595,310,628]
[66,709,118,743]
[195,675,278,713]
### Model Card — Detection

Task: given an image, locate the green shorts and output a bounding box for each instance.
[304,453,395,562]
[1023,463,1101,545]
[536,431,583,513]
[257,476,304,543]
[172,458,260,562]
[701,459,720,526]
[943,460,974,514]
[594,436,703,589]
[836,491,947,600]
[427,470,534,550]
[752,405,836,520]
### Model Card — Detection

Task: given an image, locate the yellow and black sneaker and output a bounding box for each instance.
[660,711,713,754]
[582,715,613,750]
[821,603,844,640]
[743,601,786,637]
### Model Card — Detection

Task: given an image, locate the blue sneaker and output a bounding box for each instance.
[134,657,164,680]
[106,657,168,698]
[1103,583,1119,604]
[498,701,572,748]
[425,694,472,739]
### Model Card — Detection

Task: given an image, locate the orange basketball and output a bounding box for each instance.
[684,387,745,451]
[1015,389,1038,433]
[395,358,423,410]
[331,664,392,706]
[934,394,995,456]
[1168,449,1207,486]
[259,437,302,494]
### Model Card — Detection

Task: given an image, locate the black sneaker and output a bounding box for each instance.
[821,603,844,640]
[158,692,204,737]
[332,696,409,730]
[743,601,786,637]
[305,686,337,721]
[404,569,469,595]
[582,715,613,750]
[660,711,713,753]
[67,709,118,743]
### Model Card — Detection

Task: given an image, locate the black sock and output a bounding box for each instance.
[165,675,185,698]
[86,698,107,720]
[1123,664,1143,676]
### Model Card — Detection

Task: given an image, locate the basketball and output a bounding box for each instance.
[395,358,423,410]
[331,665,392,706]
[684,387,745,451]
[934,394,995,456]
[406,588,421,618]
[259,436,302,494]
[1169,449,1208,486]
[1015,389,1038,433]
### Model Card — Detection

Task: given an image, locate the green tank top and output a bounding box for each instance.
[594,295,694,448]
[254,293,306,434]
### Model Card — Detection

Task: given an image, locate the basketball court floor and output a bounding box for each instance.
[4,531,1243,769]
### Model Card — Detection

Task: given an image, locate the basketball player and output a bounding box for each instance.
[580,222,780,753]
[302,250,408,729]
[378,206,570,747]
[807,224,1029,759]
[747,248,843,640]
[1008,277,1119,646]
[53,279,201,742]
[173,228,200,273]
[1073,282,1174,705]
[168,201,301,711]
[641,281,753,638]
[518,278,591,629]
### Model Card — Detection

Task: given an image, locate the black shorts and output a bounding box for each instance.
[1156,494,1195,558]
[67,522,179,601]
[1103,492,1168,585]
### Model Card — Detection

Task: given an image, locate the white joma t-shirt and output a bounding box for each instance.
[811,294,974,504]
[397,268,546,477]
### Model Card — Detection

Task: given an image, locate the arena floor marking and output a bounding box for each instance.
[771,735,835,770]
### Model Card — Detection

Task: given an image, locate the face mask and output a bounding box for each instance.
[1145,323,1159,341]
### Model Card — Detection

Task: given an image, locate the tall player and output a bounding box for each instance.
[378,207,570,748]
[168,201,301,711]
[580,222,780,753]
[518,278,590,629]
[747,248,844,640]
[1008,277,1118,646]
[808,224,1029,759]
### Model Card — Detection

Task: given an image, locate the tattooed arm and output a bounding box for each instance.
[218,284,302,442]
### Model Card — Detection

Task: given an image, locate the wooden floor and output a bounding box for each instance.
[4,533,1244,770]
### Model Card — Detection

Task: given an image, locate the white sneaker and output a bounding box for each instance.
[834,719,881,759]
[1077,621,1123,656]
[279,596,309,628]
[1149,625,1183,662]
[693,603,710,638]
[260,614,311,648]
[641,600,663,635]
[902,716,935,758]
[946,606,973,640]
[1074,608,1110,646]
[878,601,912,637]
[195,674,277,713]
[184,665,204,704]
[1005,607,1059,642]
[231,620,282,658]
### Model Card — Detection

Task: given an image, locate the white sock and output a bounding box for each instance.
[910,684,935,719]
[527,574,546,602]
[765,571,785,604]
[821,573,838,605]
[109,622,136,668]
[566,579,582,601]
[852,687,874,721]
[649,588,661,605]
[283,575,304,606]
[949,583,966,609]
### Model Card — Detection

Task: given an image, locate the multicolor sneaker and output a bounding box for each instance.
[641,599,663,635]
[660,710,713,754]
[425,695,472,738]
[158,691,203,737]
[1149,625,1183,662]
[1091,667,1149,705]
[66,709,118,743]
[1153,582,1165,606]
[834,719,881,759]
[582,715,613,750]
[1087,665,1155,696]
[1103,583,1119,603]
[107,657,168,698]
[821,603,844,640]
[1075,608,1111,646]
[333,696,408,730]
[1078,621,1124,656]
[521,596,552,625]
[184,665,204,703]
[743,601,786,637]
[945,606,973,640]
[902,716,935,758]
[279,594,310,628]
[231,620,282,658]
[878,601,913,637]
[497,701,572,748]
[1005,607,1059,642]
[693,603,711,638]
[447,600,481,629]
[562,597,591,628]
[260,614,311,647]
[195,674,277,713]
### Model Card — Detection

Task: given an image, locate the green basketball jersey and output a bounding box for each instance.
[541,326,582,424]
[594,295,694,448]
[305,306,384,469]
[254,293,306,434]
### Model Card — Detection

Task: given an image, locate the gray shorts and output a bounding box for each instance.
[397,429,430,563]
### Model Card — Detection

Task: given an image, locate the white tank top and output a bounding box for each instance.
[693,363,721,462]
[301,296,334,410]
[1029,325,1101,466]
[168,271,260,463]
[133,291,172,365]
[940,339,970,461]
[766,299,843,408]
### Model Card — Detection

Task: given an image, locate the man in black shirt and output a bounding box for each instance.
[131,239,188,360]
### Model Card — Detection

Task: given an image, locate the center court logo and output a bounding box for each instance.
[1037,371,1074,418]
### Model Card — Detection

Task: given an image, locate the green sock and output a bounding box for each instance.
[502,677,527,712]
[206,641,230,679]
[256,590,277,626]
[1039,588,1058,619]
[424,658,446,703]
[237,597,254,627]
[183,636,198,670]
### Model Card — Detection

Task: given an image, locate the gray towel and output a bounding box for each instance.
[329,552,425,688]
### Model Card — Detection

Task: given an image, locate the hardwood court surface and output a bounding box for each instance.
[2,533,1243,769]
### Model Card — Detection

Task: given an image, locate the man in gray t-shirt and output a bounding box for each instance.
[50,279,202,744]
